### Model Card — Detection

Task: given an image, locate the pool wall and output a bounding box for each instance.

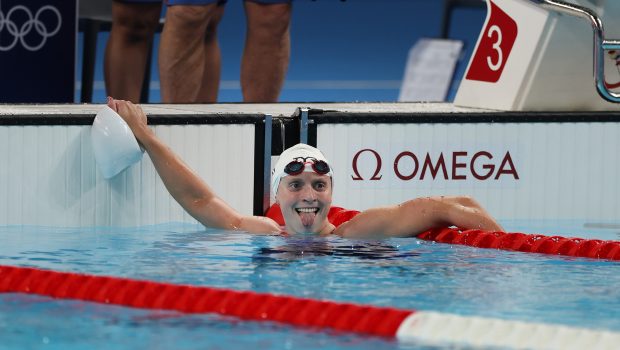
[1,103,619,227]
[313,116,620,221]
[0,105,268,226]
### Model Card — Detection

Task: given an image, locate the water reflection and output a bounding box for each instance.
[253,237,420,261]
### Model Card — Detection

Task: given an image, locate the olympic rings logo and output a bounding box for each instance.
[0,5,62,52]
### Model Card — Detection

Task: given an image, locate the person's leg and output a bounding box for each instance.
[195,4,225,102]
[159,2,221,103]
[242,1,292,102]
[104,1,162,102]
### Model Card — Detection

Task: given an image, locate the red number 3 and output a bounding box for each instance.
[466,1,518,83]
[486,25,503,71]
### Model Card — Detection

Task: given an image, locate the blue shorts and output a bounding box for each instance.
[166,0,291,4]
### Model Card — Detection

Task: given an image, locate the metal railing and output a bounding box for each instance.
[531,0,620,103]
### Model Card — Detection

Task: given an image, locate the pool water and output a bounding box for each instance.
[0,223,619,349]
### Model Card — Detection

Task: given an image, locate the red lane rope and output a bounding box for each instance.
[0,265,413,338]
[2,230,618,339]
[417,228,620,261]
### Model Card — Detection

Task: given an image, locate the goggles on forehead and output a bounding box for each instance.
[283,157,331,176]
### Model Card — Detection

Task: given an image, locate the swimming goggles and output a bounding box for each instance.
[284,157,331,176]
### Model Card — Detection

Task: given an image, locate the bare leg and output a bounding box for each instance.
[242,1,291,102]
[104,1,162,102]
[196,5,225,103]
[159,4,220,103]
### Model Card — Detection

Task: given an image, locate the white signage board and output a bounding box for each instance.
[317,122,620,224]
[398,39,463,102]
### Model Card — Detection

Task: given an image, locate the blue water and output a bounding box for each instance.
[1,223,619,349]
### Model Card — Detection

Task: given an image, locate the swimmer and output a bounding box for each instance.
[108,97,503,238]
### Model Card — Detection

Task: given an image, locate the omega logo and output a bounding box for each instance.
[351,149,519,181]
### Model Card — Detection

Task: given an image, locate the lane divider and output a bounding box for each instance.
[1,264,619,349]
[417,228,620,261]
[0,265,410,337]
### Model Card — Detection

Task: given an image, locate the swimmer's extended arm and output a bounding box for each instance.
[333,196,503,238]
[109,98,281,234]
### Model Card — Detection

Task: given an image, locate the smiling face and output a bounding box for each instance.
[276,172,334,235]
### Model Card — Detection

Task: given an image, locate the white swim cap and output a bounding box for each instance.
[91,106,144,179]
[271,143,333,197]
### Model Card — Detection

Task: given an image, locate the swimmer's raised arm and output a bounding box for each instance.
[333,196,503,239]
[108,98,281,234]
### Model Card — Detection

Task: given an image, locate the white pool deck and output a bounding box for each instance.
[0,102,494,117]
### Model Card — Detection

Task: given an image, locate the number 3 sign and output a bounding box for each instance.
[465,1,518,83]
[454,0,552,110]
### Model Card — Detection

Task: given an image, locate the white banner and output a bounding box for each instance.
[317,122,620,222]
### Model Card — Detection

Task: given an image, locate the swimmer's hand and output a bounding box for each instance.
[107,97,152,147]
